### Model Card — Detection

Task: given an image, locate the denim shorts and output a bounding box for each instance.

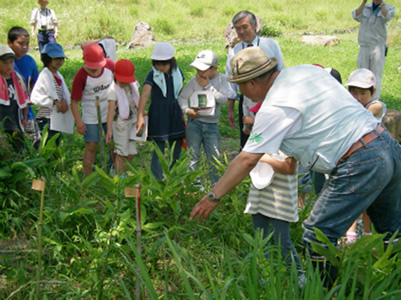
[84,123,107,143]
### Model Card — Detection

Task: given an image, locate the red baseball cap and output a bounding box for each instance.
[114,59,136,83]
[83,44,106,69]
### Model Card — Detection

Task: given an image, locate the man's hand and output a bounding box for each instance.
[190,195,219,222]
[242,116,254,125]
[243,127,251,135]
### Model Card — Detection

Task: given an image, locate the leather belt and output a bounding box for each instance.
[337,125,384,166]
[38,29,54,33]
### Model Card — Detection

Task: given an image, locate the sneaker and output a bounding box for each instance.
[298,272,307,289]
[339,232,357,246]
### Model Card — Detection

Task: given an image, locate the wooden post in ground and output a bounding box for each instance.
[32,179,46,299]
[125,185,142,299]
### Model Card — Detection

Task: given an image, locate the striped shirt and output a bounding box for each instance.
[245,164,299,223]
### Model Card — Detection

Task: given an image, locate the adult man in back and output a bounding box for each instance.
[352,0,395,101]
[191,47,401,285]
[225,10,285,149]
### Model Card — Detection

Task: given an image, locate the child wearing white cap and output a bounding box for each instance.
[136,42,185,181]
[178,50,235,186]
[342,68,387,244]
[345,68,386,122]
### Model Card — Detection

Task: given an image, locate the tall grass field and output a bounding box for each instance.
[0,0,401,298]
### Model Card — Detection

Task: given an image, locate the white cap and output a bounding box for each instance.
[345,68,376,89]
[190,50,218,71]
[150,42,175,60]
[249,162,275,190]
[0,45,15,60]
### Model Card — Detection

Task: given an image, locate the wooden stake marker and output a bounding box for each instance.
[32,179,46,299]
[125,184,142,300]
[32,179,45,191]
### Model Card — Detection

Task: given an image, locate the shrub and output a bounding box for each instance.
[260,22,282,37]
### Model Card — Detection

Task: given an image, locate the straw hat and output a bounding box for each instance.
[228,47,277,83]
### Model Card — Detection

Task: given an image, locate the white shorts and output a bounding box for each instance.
[112,118,137,156]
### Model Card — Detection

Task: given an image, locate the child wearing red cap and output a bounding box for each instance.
[106,59,139,175]
[71,43,114,177]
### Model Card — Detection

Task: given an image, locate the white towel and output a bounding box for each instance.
[114,81,140,120]
[152,67,183,99]
[30,67,74,134]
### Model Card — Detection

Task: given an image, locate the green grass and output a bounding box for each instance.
[1,0,401,46]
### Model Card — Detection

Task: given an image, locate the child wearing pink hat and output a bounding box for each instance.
[106,59,139,175]
[345,68,386,122]
[342,68,387,244]
[71,43,115,177]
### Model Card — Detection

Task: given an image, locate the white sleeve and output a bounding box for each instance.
[107,82,117,101]
[243,106,302,154]
[50,9,58,24]
[30,69,57,108]
[30,8,38,24]
[178,79,194,114]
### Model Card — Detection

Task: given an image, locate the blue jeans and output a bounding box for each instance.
[252,213,303,270]
[37,31,56,53]
[150,139,182,181]
[186,119,220,184]
[303,129,401,250]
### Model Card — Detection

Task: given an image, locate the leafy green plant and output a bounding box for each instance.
[311,228,401,298]
[261,22,282,37]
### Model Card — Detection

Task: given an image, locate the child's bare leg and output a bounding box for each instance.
[362,211,371,235]
[83,142,98,177]
[110,149,116,167]
[115,154,135,175]
[115,154,124,175]
[125,154,135,171]
[343,218,359,244]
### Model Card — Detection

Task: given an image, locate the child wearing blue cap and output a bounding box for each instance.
[30,42,74,145]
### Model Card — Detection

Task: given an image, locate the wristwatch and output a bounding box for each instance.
[207,191,220,202]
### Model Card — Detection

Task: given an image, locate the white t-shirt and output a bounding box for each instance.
[243,106,302,154]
